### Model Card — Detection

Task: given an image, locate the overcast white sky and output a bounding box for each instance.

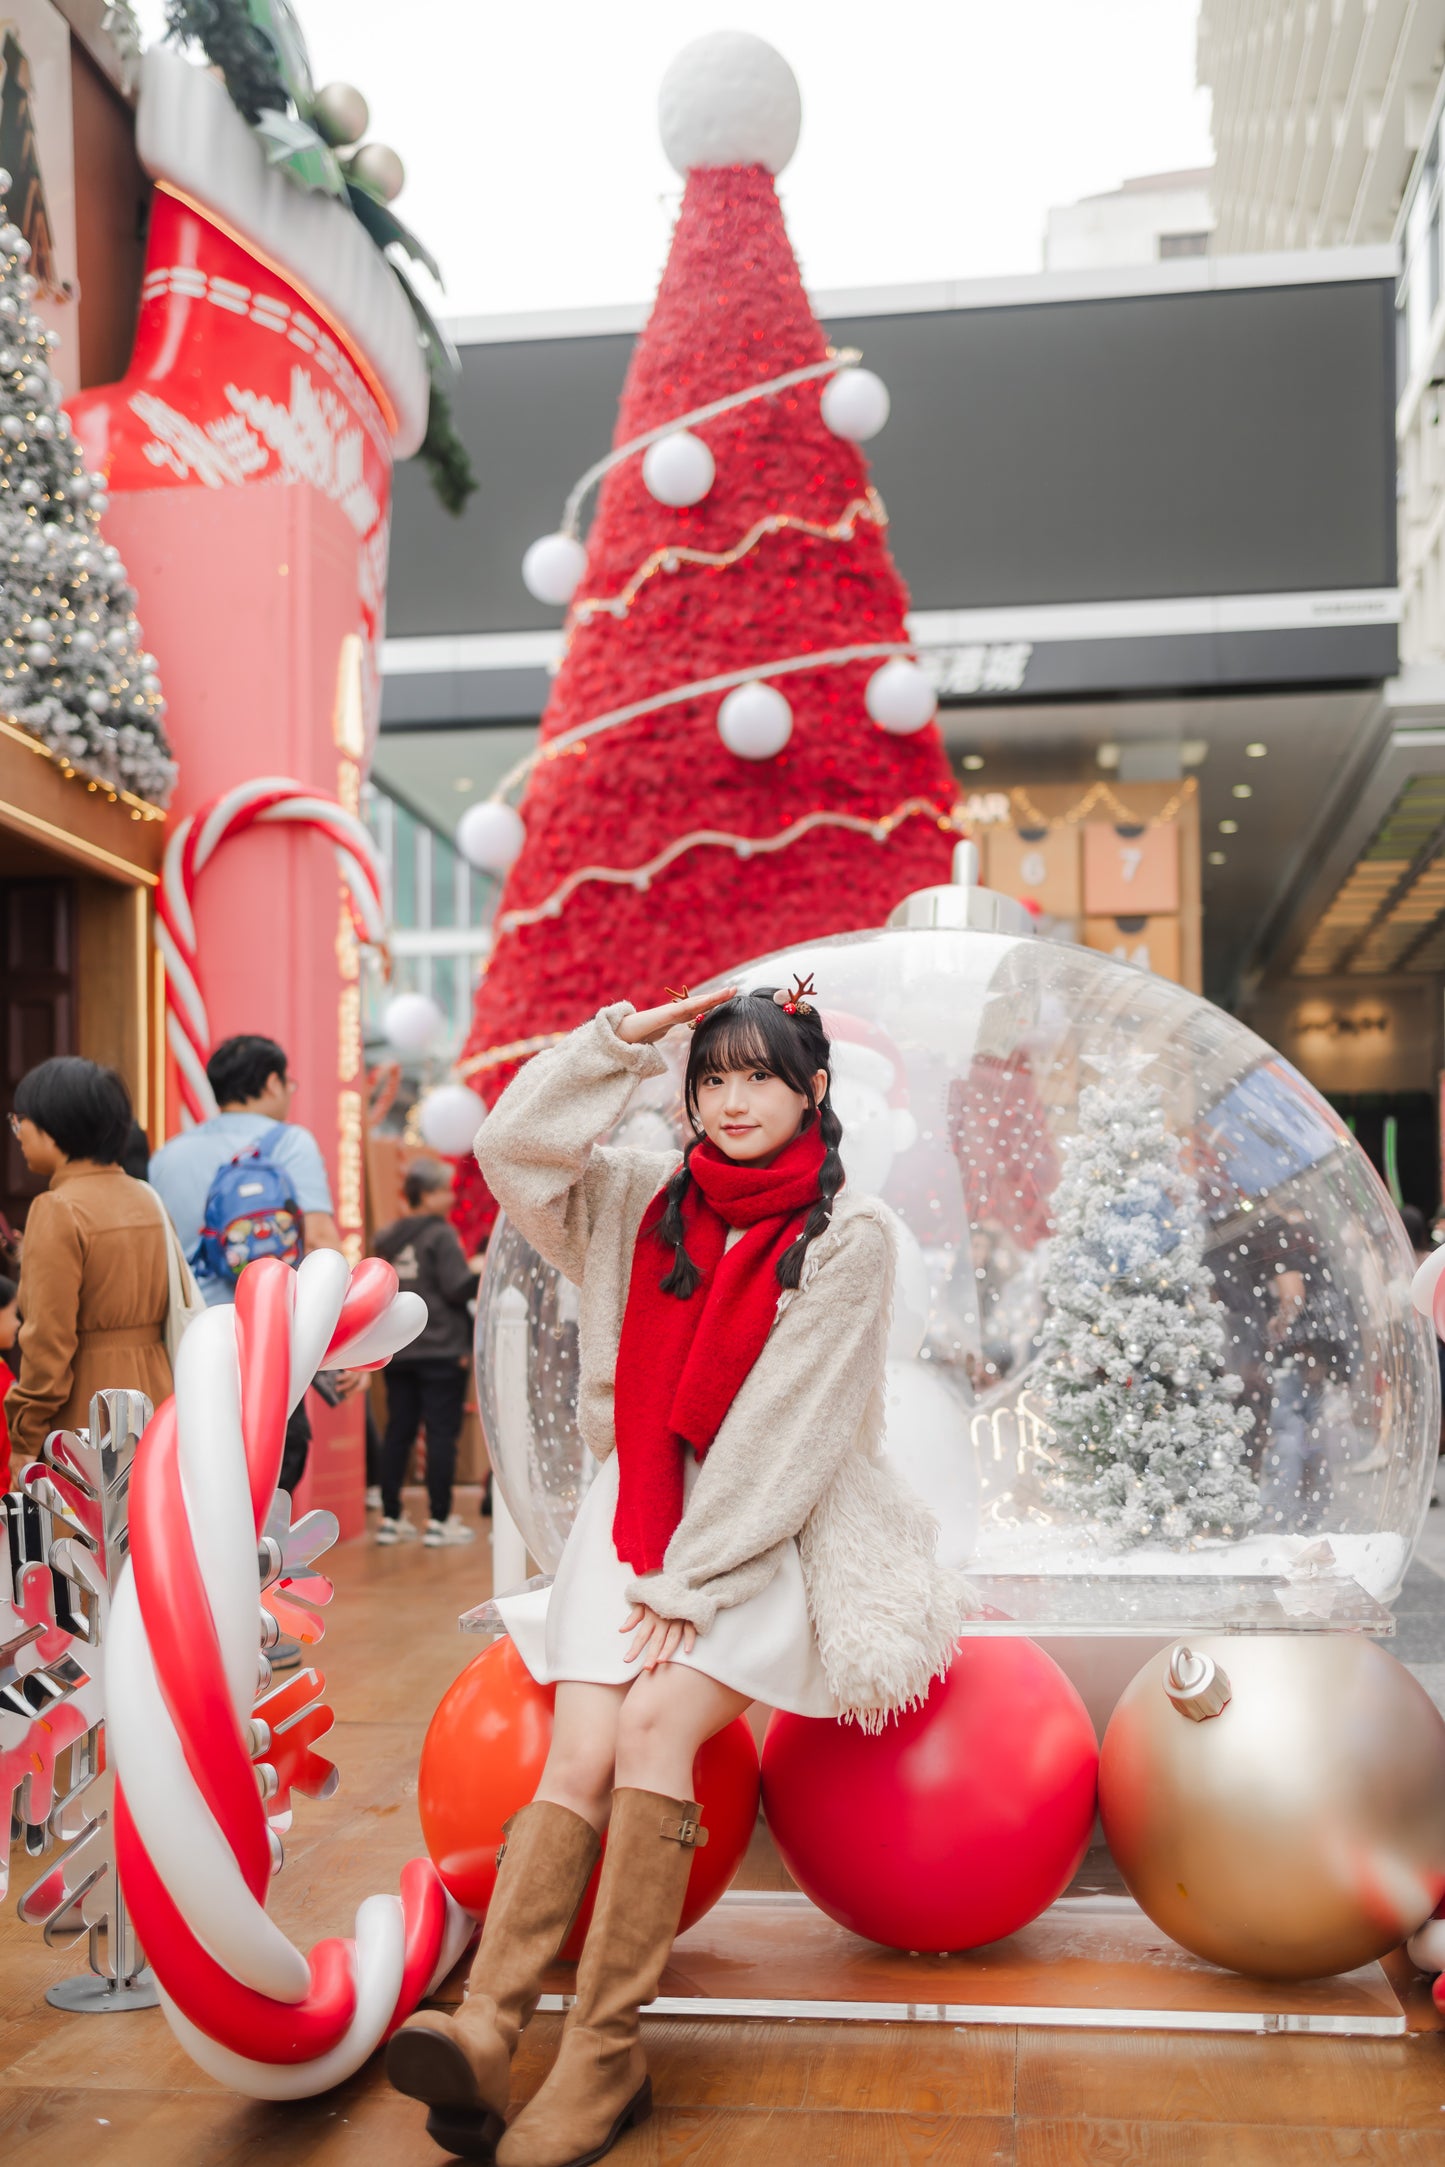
[133,0,1214,319]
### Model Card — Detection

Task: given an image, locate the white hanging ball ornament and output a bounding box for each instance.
[658,32,802,177]
[418,1082,488,1158]
[522,531,587,607]
[383,991,446,1056]
[348,141,406,201]
[820,366,891,443]
[718,681,793,761]
[641,429,714,508]
[313,81,370,148]
[457,799,526,875]
[865,657,938,736]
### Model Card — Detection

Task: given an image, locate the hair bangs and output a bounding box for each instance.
[690,1005,778,1081]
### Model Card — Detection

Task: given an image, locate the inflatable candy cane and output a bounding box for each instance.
[105,1253,473,2097]
[157,776,388,1128]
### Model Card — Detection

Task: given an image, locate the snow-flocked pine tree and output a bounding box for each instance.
[0,172,175,804]
[1037,1061,1258,1546]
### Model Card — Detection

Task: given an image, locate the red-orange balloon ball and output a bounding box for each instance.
[762,1639,1098,1952]
[418,1636,760,1957]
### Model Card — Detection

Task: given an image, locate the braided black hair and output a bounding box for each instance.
[656,989,845,1299]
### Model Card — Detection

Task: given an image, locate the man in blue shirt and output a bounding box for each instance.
[150,1034,340,1295]
[151,1034,355,1526]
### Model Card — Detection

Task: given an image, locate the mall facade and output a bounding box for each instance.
[375,245,1432,1200]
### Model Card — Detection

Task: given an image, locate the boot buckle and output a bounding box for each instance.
[662,1813,709,1849]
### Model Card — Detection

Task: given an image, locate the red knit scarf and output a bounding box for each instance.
[611,1125,827,1573]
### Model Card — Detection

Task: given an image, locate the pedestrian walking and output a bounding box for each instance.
[373,1157,480,1547]
[6,1058,171,1463]
[149,1033,355,1499]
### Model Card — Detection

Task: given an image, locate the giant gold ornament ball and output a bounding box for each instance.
[1099,1634,1445,1980]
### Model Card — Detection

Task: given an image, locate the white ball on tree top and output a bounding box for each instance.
[418,1082,487,1158]
[658,32,802,177]
[457,800,525,875]
[522,531,587,607]
[383,991,445,1056]
[718,680,793,760]
[866,657,937,736]
[821,366,891,443]
[642,429,714,507]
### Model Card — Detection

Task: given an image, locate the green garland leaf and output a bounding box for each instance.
[164,0,474,516]
[163,0,288,123]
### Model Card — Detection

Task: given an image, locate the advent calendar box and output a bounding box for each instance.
[1083,914,1183,981]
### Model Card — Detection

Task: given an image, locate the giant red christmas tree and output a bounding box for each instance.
[455,35,957,1243]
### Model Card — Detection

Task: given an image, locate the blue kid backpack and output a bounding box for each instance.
[194,1124,304,1288]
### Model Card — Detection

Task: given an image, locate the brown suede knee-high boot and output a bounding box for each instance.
[495,1788,704,2167]
[387,1800,600,2161]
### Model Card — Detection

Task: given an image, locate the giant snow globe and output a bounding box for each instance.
[476,855,1437,1636]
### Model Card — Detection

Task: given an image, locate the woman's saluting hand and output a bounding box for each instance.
[615,987,737,1047]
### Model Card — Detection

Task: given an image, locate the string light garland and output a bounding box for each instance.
[1007,778,1197,832]
[558,348,861,537]
[564,489,887,642]
[492,796,960,938]
[0,709,167,819]
[489,640,917,806]
[456,1028,571,1081]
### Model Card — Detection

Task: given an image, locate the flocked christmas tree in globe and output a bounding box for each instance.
[1037,1057,1258,1547]
[0,173,175,804]
[453,33,957,1244]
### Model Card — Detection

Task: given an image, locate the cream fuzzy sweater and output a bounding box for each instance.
[475,1004,966,1726]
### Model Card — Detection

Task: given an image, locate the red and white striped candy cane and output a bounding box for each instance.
[106,1253,474,2097]
[157,778,387,1127]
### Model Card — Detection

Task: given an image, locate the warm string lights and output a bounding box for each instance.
[1008,779,1198,832]
[0,175,175,806]
[0,709,167,819]
[488,640,919,810]
[495,795,962,934]
[558,348,861,537]
[563,489,888,644]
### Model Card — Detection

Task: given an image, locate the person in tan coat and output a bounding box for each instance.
[7,1057,170,1461]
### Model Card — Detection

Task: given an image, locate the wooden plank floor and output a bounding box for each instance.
[5,1486,1445,2165]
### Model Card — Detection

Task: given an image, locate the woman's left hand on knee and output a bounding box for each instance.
[621,1603,697,1669]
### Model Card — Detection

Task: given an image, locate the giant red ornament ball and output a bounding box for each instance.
[418,1636,760,1957]
[761,1640,1099,1952]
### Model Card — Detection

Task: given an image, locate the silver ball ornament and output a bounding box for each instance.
[347,141,406,201]
[24,641,51,666]
[85,688,109,714]
[1,414,23,440]
[104,627,128,657]
[1100,1636,1445,1979]
[32,414,53,440]
[312,81,370,147]
[20,372,43,398]
[0,168,12,195]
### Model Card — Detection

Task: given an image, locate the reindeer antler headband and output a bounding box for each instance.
[773,973,816,1018]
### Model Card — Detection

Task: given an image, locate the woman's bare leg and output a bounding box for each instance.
[613,1663,750,1799]
[533,1681,626,1831]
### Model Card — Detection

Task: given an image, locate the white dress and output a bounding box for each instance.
[496,1449,838,1717]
